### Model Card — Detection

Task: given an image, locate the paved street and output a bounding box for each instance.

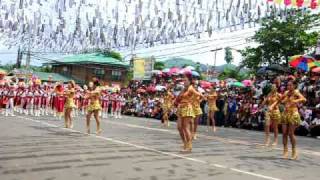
[1,114,320,180]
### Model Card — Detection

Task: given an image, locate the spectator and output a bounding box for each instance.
[310,112,320,137]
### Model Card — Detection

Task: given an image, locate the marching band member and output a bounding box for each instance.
[191,84,204,140]
[116,92,125,119]
[86,82,102,134]
[206,88,219,132]
[162,88,174,127]
[81,85,89,115]
[5,83,16,116]
[54,82,65,119]
[15,82,25,114]
[261,85,282,146]
[101,90,110,119]
[175,75,201,152]
[64,80,76,128]
[41,83,51,116]
[281,80,306,160]
[111,91,117,117]
[33,80,42,117]
[74,87,82,117]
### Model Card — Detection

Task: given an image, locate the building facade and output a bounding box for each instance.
[49,53,129,85]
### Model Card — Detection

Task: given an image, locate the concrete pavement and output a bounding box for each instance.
[1,114,320,180]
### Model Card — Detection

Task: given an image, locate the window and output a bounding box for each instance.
[61,66,70,76]
[93,69,105,75]
[93,68,105,80]
[111,70,122,81]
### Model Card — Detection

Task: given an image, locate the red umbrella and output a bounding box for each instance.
[179,68,192,75]
[312,67,320,73]
[169,67,180,75]
[200,80,212,89]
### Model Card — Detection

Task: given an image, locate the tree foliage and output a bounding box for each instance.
[85,48,123,61]
[224,47,233,64]
[218,68,248,81]
[154,61,165,70]
[240,9,320,71]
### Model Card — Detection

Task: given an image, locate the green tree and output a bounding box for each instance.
[89,48,123,61]
[218,68,248,81]
[154,61,165,70]
[124,70,133,86]
[224,47,233,64]
[240,9,320,71]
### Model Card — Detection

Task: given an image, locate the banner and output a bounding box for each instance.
[133,58,145,80]
[133,57,155,80]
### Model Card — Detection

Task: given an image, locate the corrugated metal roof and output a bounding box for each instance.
[51,53,129,68]
[33,72,72,83]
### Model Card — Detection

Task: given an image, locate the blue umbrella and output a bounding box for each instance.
[191,71,200,77]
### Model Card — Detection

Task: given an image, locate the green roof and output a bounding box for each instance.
[51,53,129,68]
[33,72,72,83]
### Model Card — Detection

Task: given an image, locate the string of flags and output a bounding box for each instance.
[268,0,320,9]
[0,0,319,53]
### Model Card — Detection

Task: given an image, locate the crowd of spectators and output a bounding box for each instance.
[122,72,320,138]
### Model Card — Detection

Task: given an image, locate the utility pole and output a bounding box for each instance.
[16,47,23,68]
[210,48,223,79]
[26,49,31,69]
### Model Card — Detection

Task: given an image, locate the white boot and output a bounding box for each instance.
[10,109,15,116]
[118,111,122,119]
[5,109,9,116]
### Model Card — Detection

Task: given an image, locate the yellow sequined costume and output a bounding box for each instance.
[177,86,201,118]
[65,89,76,109]
[162,92,174,113]
[192,93,202,116]
[264,93,281,126]
[281,90,306,125]
[207,92,219,112]
[87,91,102,112]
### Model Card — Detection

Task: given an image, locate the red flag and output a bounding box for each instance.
[297,0,304,7]
[284,0,292,5]
[311,0,318,9]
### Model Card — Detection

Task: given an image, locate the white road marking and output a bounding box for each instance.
[14,116,282,180]
[107,119,320,157]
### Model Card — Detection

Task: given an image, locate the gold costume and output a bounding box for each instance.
[192,93,202,116]
[264,93,281,126]
[65,89,76,109]
[87,91,102,112]
[162,92,174,113]
[177,85,201,118]
[207,92,219,112]
[281,90,306,125]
